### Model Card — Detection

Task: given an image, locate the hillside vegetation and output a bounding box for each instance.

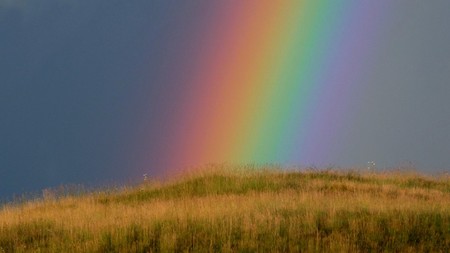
[0,165,449,252]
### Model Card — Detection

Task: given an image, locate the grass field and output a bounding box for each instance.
[0,165,449,252]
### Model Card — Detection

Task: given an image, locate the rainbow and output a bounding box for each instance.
[139,1,390,174]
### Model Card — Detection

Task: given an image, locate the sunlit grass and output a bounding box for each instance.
[0,165,449,252]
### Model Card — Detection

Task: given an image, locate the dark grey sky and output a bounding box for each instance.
[336,2,450,169]
[1,0,450,199]
[0,0,202,199]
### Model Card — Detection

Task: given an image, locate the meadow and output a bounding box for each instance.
[0,165,449,252]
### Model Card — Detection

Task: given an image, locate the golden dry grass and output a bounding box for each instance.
[0,166,449,252]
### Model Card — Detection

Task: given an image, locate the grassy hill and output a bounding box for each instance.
[1,165,449,252]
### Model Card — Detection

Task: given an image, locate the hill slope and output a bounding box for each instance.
[1,166,449,252]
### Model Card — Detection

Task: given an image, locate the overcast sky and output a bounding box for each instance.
[1,0,450,199]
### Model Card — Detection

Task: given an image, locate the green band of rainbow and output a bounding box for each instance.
[144,1,390,173]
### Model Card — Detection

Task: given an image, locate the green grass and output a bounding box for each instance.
[1,166,449,252]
